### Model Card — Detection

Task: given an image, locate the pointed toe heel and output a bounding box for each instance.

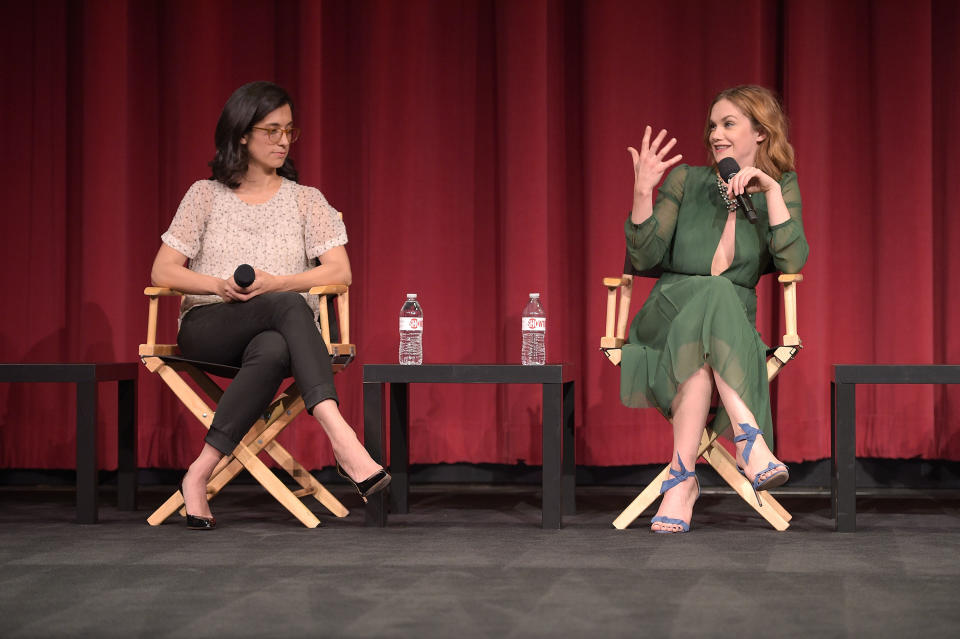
[185,512,217,530]
[337,464,391,503]
[179,478,216,530]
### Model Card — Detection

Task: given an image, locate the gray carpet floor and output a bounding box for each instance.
[1,483,958,638]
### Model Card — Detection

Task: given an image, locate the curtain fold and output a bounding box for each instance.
[2,0,958,470]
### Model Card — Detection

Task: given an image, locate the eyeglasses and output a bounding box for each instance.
[251,126,301,144]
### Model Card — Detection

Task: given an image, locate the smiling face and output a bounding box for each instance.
[240,104,293,175]
[707,98,766,169]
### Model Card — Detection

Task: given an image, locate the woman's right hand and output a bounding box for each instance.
[628,126,682,198]
[214,277,246,303]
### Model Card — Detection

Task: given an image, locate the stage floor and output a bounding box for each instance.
[1,484,958,637]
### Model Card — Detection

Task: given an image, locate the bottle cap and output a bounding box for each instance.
[407,293,417,299]
[530,293,540,298]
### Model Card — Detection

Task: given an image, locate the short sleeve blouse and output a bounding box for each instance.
[161,177,347,323]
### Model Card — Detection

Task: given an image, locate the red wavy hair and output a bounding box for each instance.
[702,85,795,181]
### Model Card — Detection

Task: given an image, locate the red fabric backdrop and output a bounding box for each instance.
[2,0,959,471]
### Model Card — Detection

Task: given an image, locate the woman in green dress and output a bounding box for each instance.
[621,85,808,533]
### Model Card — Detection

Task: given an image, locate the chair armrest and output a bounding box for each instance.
[307,284,348,296]
[777,274,803,283]
[144,287,185,296]
[142,282,352,355]
[145,284,347,296]
[778,273,802,346]
[601,274,635,348]
[308,284,351,350]
[143,287,185,347]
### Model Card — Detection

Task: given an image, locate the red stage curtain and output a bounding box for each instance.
[2,0,959,471]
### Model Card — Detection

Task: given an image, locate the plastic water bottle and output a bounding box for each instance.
[399,293,423,365]
[521,293,546,365]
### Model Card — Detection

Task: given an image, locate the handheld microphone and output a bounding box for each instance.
[717,157,758,224]
[234,264,255,288]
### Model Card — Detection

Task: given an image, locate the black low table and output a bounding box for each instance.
[362,364,575,528]
[0,363,139,523]
[832,364,960,532]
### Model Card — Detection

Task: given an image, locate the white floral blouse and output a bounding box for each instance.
[161,177,347,324]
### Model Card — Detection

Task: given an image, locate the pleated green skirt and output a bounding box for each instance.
[619,273,773,443]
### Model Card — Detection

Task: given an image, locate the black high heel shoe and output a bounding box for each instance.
[336,464,391,503]
[179,477,216,530]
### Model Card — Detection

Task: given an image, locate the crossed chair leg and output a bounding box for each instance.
[612,427,792,531]
[145,358,349,528]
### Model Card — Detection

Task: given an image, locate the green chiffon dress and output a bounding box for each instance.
[619,164,809,444]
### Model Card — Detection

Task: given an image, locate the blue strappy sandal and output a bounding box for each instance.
[734,422,789,506]
[650,454,700,534]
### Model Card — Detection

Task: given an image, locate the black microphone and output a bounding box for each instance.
[234,264,255,288]
[717,157,758,224]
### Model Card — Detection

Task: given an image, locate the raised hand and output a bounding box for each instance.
[628,126,683,198]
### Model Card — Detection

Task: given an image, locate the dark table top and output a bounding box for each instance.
[0,362,139,383]
[363,363,574,384]
[833,364,960,384]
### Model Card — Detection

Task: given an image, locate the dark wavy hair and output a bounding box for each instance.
[209,81,299,188]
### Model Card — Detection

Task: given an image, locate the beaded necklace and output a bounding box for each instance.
[716,174,738,213]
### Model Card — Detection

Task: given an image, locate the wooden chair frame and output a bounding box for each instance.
[140,285,355,528]
[601,272,803,531]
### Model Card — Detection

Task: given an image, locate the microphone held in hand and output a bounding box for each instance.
[717,157,758,224]
[234,264,255,288]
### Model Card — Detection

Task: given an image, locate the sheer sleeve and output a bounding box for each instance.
[303,187,348,259]
[160,180,213,259]
[624,164,687,272]
[767,171,808,273]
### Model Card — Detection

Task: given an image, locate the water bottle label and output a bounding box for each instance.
[399,317,423,331]
[522,316,546,332]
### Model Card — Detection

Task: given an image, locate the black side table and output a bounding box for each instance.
[362,364,575,528]
[0,362,139,523]
[832,364,960,532]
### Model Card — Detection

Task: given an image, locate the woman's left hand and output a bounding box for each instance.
[726,165,780,199]
[232,269,284,301]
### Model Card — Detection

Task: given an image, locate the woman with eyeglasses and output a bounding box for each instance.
[150,81,389,529]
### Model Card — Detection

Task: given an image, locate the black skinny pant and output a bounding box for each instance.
[178,292,338,455]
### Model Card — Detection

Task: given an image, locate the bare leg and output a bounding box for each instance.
[182,443,223,519]
[712,371,785,483]
[651,364,712,532]
[312,399,383,481]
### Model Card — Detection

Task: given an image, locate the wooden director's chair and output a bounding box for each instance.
[140,285,355,528]
[601,257,802,531]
